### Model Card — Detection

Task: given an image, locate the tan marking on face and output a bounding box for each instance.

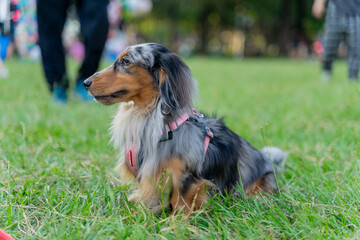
[118,50,128,59]
[87,64,159,109]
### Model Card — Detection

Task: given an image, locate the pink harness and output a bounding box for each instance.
[125,110,214,178]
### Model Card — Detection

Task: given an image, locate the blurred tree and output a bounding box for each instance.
[134,0,323,56]
[243,0,321,55]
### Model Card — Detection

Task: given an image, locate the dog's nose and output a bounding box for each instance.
[83,79,92,89]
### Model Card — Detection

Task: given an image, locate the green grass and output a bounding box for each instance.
[1,57,360,239]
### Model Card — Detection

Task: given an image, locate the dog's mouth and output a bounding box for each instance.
[93,89,129,103]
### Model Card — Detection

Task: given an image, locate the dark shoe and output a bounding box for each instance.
[75,80,93,102]
[52,86,67,104]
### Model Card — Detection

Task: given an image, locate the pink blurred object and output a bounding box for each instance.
[0,229,15,240]
[107,1,121,26]
[12,10,20,22]
[314,40,324,54]
[69,41,85,61]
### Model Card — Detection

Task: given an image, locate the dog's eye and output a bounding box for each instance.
[120,58,130,66]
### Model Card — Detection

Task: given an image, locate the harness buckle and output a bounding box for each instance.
[160,124,173,142]
[192,109,214,139]
[193,109,204,118]
[203,123,214,138]
[167,130,173,140]
[166,123,174,140]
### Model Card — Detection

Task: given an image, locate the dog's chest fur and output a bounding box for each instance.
[111,101,165,177]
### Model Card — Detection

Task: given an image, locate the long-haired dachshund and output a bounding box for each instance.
[84,43,286,213]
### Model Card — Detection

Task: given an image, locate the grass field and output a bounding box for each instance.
[1,57,360,239]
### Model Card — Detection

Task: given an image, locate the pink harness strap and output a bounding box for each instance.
[203,135,213,161]
[0,229,15,240]
[193,109,214,161]
[125,142,139,177]
[125,110,213,178]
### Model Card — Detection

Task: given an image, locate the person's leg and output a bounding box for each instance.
[37,0,69,93]
[75,0,109,100]
[322,2,343,80]
[0,35,10,61]
[346,15,360,81]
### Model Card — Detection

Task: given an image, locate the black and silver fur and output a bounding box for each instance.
[85,43,287,212]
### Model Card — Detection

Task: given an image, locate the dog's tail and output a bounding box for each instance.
[261,146,287,171]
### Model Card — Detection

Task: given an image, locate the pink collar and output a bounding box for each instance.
[165,112,190,132]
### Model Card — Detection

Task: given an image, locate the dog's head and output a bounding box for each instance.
[84,43,196,113]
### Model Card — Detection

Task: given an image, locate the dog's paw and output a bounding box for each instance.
[128,192,141,203]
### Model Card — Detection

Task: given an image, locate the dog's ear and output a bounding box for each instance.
[155,52,195,112]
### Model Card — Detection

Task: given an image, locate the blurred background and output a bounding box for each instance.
[1,0,335,64]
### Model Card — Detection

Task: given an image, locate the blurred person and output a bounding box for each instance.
[14,0,39,60]
[37,0,109,103]
[6,0,21,58]
[312,0,360,82]
[0,0,9,78]
[103,0,127,61]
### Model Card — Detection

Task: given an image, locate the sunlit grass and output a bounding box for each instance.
[1,57,359,239]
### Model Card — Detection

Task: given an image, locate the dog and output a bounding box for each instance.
[84,43,287,213]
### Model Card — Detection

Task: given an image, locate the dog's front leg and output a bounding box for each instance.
[170,178,209,214]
